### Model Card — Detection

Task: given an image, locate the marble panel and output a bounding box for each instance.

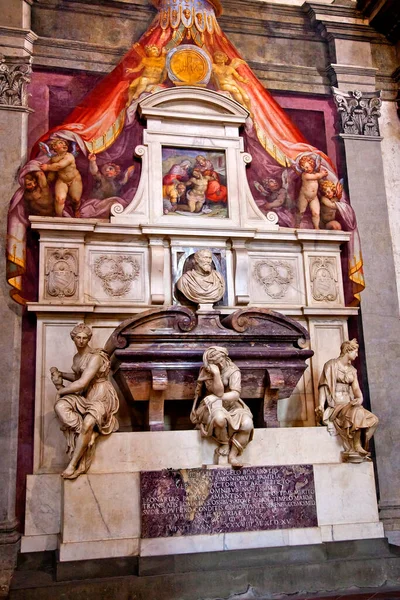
[249,253,305,306]
[140,533,224,557]
[140,466,317,538]
[223,529,289,551]
[86,247,147,304]
[287,527,323,546]
[25,474,61,536]
[314,462,380,526]
[308,319,348,404]
[20,534,58,553]
[91,429,343,474]
[320,522,384,543]
[62,473,140,543]
[59,538,139,562]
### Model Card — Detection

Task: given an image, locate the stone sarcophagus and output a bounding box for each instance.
[106,306,313,431]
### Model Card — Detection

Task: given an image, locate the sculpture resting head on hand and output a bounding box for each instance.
[191,345,254,467]
[176,249,226,305]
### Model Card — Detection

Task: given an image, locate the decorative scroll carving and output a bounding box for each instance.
[45,249,78,299]
[332,88,382,137]
[0,55,32,108]
[310,257,338,302]
[253,259,294,299]
[93,255,140,297]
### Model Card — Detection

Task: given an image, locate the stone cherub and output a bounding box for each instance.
[191,346,254,467]
[50,323,119,479]
[176,249,225,305]
[316,338,379,463]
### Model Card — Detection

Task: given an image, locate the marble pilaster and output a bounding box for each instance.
[337,120,400,541]
[0,3,33,594]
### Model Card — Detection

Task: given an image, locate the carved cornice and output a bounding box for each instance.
[332,87,382,136]
[0,54,32,110]
[304,2,387,43]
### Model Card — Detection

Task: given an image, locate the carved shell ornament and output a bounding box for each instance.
[94,255,140,297]
[253,260,294,299]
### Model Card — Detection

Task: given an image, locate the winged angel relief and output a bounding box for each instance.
[6,0,364,305]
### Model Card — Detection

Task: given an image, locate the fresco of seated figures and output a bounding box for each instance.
[6,0,364,305]
[162,148,228,218]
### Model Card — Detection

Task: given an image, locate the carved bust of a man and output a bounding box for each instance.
[176,249,225,304]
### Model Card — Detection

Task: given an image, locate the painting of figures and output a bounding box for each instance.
[162,147,228,218]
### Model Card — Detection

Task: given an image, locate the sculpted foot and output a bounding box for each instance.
[61,464,77,479]
[229,456,244,468]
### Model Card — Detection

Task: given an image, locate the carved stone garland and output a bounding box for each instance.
[253,259,294,299]
[332,88,382,137]
[94,255,140,297]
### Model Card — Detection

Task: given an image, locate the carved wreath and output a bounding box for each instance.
[94,255,140,297]
[253,260,294,299]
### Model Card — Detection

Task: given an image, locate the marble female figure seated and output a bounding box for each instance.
[50,323,119,479]
[316,338,378,463]
[191,346,254,467]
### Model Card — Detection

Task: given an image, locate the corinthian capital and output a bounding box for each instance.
[332,88,382,137]
[0,55,32,109]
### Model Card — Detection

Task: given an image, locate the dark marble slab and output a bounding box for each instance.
[141,465,317,538]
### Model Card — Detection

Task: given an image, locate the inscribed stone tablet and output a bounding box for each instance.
[141,465,317,538]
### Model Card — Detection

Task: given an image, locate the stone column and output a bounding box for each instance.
[0,2,34,594]
[332,87,400,542]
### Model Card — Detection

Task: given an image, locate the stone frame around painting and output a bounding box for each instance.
[149,135,241,227]
[111,87,275,230]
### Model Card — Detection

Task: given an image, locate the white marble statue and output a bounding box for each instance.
[176,249,225,305]
[191,346,254,467]
[50,323,119,479]
[316,338,378,463]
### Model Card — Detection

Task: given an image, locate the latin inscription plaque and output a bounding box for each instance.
[141,465,317,538]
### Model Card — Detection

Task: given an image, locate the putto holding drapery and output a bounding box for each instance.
[6,0,364,306]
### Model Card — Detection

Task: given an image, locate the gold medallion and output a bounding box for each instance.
[169,48,208,85]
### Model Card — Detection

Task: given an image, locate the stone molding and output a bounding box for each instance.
[0,54,32,110]
[332,87,382,136]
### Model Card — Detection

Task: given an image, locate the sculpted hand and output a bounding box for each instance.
[203,394,219,407]
[315,406,324,421]
[207,364,220,376]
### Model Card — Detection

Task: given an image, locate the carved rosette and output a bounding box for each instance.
[310,257,338,302]
[0,55,32,108]
[253,259,294,299]
[332,88,382,137]
[94,255,140,297]
[45,249,78,299]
